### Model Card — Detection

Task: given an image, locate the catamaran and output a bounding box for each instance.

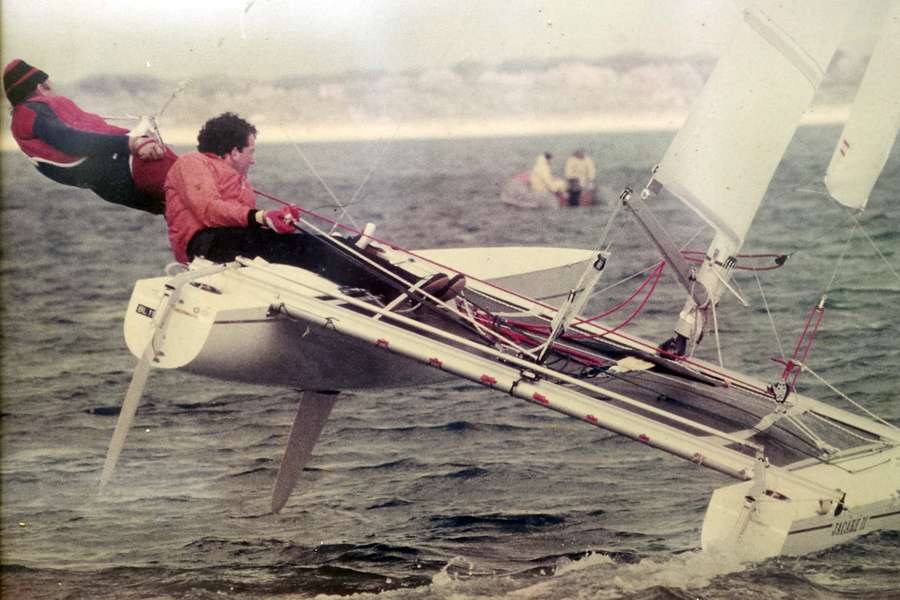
[105,0,899,562]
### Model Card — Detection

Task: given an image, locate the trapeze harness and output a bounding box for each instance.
[10,95,175,214]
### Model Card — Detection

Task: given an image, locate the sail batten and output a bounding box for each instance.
[653,1,855,250]
[744,7,825,89]
[825,1,900,211]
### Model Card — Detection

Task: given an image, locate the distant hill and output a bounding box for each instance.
[2,52,869,146]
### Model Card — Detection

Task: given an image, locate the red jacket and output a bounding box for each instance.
[165,152,256,263]
[10,95,129,164]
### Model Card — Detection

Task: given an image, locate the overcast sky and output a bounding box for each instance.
[2,0,891,83]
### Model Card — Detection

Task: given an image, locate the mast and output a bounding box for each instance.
[635,1,855,354]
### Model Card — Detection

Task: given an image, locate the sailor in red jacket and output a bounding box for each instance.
[166,112,464,301]
[3,59,176,214]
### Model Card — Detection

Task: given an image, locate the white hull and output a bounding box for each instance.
[702,444,900,561]
[124,246,595,389]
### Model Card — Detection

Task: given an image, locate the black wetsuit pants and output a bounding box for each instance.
[187,227,416,299]
[37,154,164,214]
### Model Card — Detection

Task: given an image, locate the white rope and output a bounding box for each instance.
[798,362,900,432]
[806,411,886,447]
[686,277,701,358]
[783,414,838,455]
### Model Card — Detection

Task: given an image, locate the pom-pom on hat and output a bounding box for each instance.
[3,59,48,105]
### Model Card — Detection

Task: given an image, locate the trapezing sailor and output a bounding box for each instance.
[3,59,177,215]
[164,112,465,303]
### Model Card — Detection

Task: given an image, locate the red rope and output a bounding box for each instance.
[254,189,370,238]
[781,300,826,387]
[489,261,665,346]
[573,261,665,326]
[252,188,772,396]
[472,312,611,368]
[568,261,666,340]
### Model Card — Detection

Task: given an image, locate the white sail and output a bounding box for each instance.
[653,0,855,248]
[825,1,900,211]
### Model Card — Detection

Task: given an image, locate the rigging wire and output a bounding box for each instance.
[823,220,859,295]
[709,295,724,368]
[344,139,396,217]
[148,7,895,421]
[506,262,666,343]
[849,211,900,285]
[776,202,895,428]
[588,261,661,300]
[753,270,787,361]
[278,119,359,230]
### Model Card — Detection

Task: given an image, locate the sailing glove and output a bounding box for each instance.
[258,205,301,234]
[128,136,164,161]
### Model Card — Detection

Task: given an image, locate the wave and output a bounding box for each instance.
[337,420,538,435]
[429,512,566,532]
[5,534,897,599]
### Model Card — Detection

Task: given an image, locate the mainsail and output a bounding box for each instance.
[652,1,855,249]
[642,1,855,348]
[825,1,900,211]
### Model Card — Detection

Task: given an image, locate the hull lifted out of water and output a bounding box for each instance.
[124,246,596,389]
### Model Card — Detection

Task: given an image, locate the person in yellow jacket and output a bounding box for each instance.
[563,149,596,206]
[529,152,567,195]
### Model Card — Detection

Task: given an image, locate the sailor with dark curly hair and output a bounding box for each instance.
[164,112,465,301]
[164,112,281,263]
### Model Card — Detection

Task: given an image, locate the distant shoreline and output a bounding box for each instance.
[0,105,849,151]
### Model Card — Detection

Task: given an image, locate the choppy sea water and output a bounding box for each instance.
[2,129,898,599]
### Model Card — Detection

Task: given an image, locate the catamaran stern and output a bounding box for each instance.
[702,445,900,561]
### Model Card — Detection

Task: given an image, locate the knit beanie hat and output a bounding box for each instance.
[3,59,48,105]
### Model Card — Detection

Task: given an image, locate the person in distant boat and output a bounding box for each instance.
[3,58,176,214]
[563,149,596,207]
[164,112,464,302]
[529,152,568,196]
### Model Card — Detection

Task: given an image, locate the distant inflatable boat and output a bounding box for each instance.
[500,172,598,208]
